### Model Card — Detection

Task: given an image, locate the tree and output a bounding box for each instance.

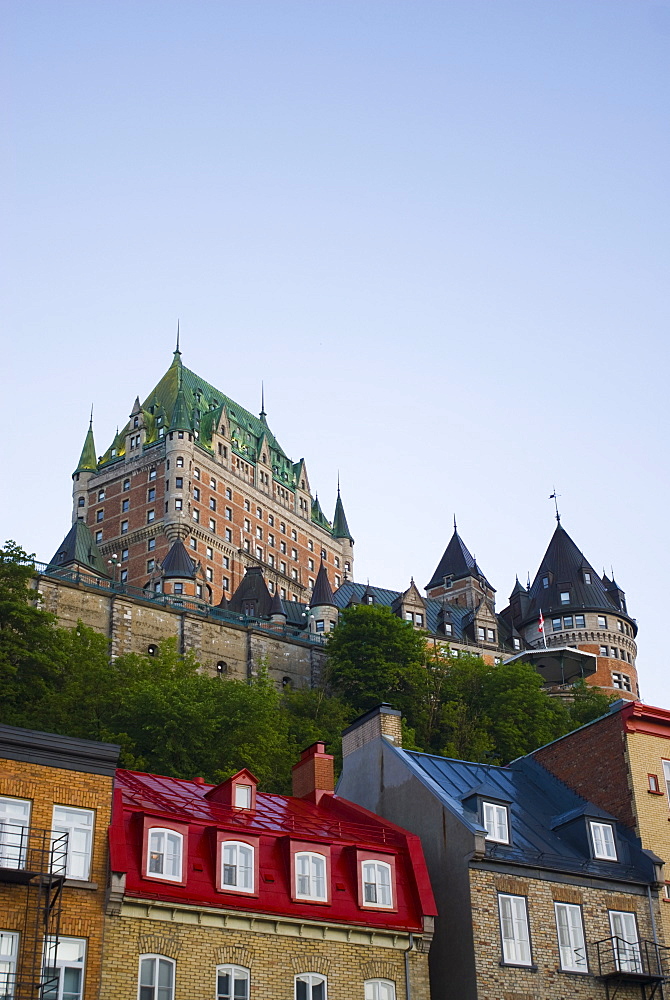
[326,604,427,713]
[567,679,617,729]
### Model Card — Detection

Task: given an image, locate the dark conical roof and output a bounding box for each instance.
[426,528,489,590]
[169,385,191,432]
[269,589,286,618]
[161,540,197,579]
[520,523,635,630]
[74,420,97,474]
[310,561,335,608]
[49,520,109,577]
[332,489,353,541]
[227,566,273,617]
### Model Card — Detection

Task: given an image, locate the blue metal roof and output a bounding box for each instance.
[397,747,655,883]
[333,581,479,640]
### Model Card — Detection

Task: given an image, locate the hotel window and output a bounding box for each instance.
[225,528,232,542]
[122,499,129,512]
[77,497,85,508]
[120,570,128,583]
[226,507,232,521]
[295,852,327,900]
[244,500,250,511]
[209,519,216,532]
[224,487,232,500]
[147,560,155,572]
[365,982,395,1000]
[583,572,592,584]
[146,828,183,881]
[281,561,287,574]
[268,513,274,526]
[335,575,341,588]
[173,583,183,594]
[196,584,203,598]
[308,559,315,571]
[542,576,549,589]
[147,510,155,523]
[149,468,157,480]
[612,672,632,692]
[0,932,18,997]
[138,956,174,1000]
[43,937,86,1000]
[498,894,531,966]
[0,796,30,868]
[599,645,608,656]
[193,510,200,523]
[216,966,249,1000]
[189,538,197,551]
[598,615,607,628]
[244,519,251,533]
[487,629,495,641]
[209,498,216,511]
[405,612,413,622]
[205,546,213,559]
[268,533,275,547]
[552,618,562,631]
[223,556,229,569]
[147,538,155,552]
[256,547,263,560]
[256,507,262,518]
[123,479,130,491]
[193,487,200,502]
[280,588,286,599]
[308,540,314,552]
[483,802,509,843]
[280,522,286,533]
[97,489,105,501]
[121,548,129,561]
[175,500,182,511]
[648,773,661,794]
[96,510,103,523]
[243,540,250,552]
[560,591,570,605]
[334,556,340,568]
[268,555,275,568]
[291,529,297,541]
[256,526,263,539]
[95,530,102,544]
[575,614,585,627]
[223,577,230,591]
[206,568,213,582]
[147,487,156,502]
[280,541,286,554]
[362,860,392,907]
[51,807,93,881]
[176,457,184,468]
[175,477,183,489]
[221,841,253,892]
[554,902,587,973]
[589,821,617,860]
[477,627,485,641]
[210,477,216,489]
[194,468,200,480]
[295,974,326,1000]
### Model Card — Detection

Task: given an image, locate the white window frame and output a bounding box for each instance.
[51,806,94,881]
[294,973,327,999]
[483,802,509,844]
[554,902,588,973]
[43,936,86,1000]
[0,797,31,870]
[295,852,327,901]
[663,760,670,800]
[146,828,183,881]
[138,955,175,1000]
[362,860,393,908]
[0,931,19,1000]
[221,841,253,893]
[608,911,642,973]
[365,980,396,1000]
[216,965,249,1000]
[498,893,532,966]
[589,821,617,861]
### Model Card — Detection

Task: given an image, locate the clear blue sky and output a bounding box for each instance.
[1,1,668,704]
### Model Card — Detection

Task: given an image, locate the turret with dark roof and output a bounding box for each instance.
[73,418,97,475]
[49,520,109,577]
[160,540,197,580]
[426,525,493,592]
[227,567,273,618]
[332,487,353,541]
[310,561,336,609]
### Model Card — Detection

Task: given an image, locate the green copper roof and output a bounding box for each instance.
[311,495,331,531]
[49,519,109,577]
[74,420,98,475]
[332,489,353,540]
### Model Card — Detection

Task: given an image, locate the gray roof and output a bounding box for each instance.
[426,528,493,592]
[48,519,110,577]
[310,561,336,607]
[398,747,655,882]
[161,539,197,579]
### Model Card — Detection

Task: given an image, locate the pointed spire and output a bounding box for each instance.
[172,321,182,367]
[311,560,336,608]
[453,513,457,531]
[260,382,267,421]
[74,415,97,474]
[332,485,353,540]
[169,379,191,432]
[269,588,286,620]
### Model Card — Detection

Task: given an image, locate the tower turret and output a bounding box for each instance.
[332,482,354,580]
[425,520,495,611]
[308,560,338,634]
[72,415,97,523]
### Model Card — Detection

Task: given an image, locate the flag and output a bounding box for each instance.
[538,610,544,633]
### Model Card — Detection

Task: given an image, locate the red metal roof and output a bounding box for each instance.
[110,769,436,931]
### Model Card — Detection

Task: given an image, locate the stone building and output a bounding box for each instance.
[101,742,436,1000]
[528,699,670,948]
[337,705,667,1000]
[0,725,119,1000]
[68,342,354,607]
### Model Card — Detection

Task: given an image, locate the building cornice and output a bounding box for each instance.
[622,701,670,740]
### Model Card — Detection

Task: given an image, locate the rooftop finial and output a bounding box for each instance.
[260,381,266,419]
[453,513,457,532]
[526,571,531,590]
[549,488,561,523]
[89,403,93,426]
[175,320,181,355]
[337,471,341,496]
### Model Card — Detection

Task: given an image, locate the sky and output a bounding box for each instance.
[1,1,668,705]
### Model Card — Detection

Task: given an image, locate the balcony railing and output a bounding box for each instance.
[0,824,67,882]
[593,935,669,987]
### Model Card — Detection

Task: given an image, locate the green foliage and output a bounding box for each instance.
[326,604,427,713]
[567,678,618,729]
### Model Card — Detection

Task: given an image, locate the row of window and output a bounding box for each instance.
[0,934,85,1000]
[499,896,642,976]
[551,614,632,638]
[145,825,395,908]
[482,800,620,862]
[599,645,633,663]
[0,798,93,879]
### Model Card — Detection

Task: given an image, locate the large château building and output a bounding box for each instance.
[44,343,639,700]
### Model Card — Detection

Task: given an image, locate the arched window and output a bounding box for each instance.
[362,860,392,907]
[138,955,174,1000]
[365,980,395,1000]
[295,973,326,999]
[295,852,326,900]
[146,829,183,881]
[216,965,249,1000]
[221,841,254,892]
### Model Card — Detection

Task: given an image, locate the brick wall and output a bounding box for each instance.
[100,906,431,1000]
[0,758,114,1000]
[470,867,656,1000]
[533,712,637,830]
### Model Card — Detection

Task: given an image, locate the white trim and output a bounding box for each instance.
[361,860,393,909]
[294,972,327,999]
[554,902,587,972]
[146,828,183,881]
[215,964,249,1000]
[137,955,175,1000]
[295,852,327,901]
[221,841,254,893]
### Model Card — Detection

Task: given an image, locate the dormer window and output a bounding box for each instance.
[234,784,252,809]
[513,637,521,651]
[295,852,327,900]
[542,576,549,589]
[221,841,254,892]
[146,827,184,881]
[583,572,592,584]
[560,591,570,605]
[589,821,617,861]
[483,802,509,844]
[360,856,395,909]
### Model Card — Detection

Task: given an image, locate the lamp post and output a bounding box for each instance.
[107,553,120,587]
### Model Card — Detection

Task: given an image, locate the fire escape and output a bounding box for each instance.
[593,935,670,1000]
[0,822,67,1000]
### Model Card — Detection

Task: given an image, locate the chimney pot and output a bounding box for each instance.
[292,742,334,801]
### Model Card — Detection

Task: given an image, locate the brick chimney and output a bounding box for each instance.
[291,742,335,802]
[341,703,402,759]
